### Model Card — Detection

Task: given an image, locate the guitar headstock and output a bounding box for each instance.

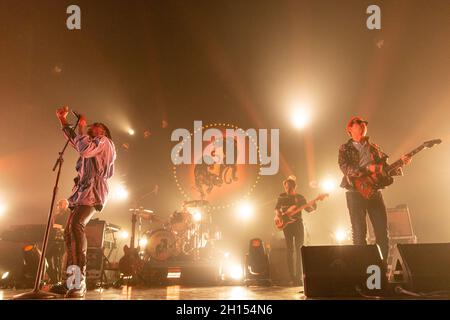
[316,193,329,201]
[423,139,442,149]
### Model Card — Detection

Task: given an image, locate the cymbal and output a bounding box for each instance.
[140,213,163,222]
[183,200,210,207]
[129,208,154,214]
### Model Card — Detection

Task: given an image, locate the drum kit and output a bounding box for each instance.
[123,200,218,265]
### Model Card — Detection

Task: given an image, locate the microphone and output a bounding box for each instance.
[71,110,81,119]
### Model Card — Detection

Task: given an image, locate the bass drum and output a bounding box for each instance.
[145,229,179,261]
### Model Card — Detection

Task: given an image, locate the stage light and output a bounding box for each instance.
[334,228,350,244]
[220,253,244,283]
[237,201,254,221]
[0,271,11,289]
[291,103,311,129]
[244,238,271,286]
[119,231,129,240]
[112,184,129,201]
[127,128,135,136]
[320,177,337,193]
[229,264,244,280]
[22,244,41,287]
[192,209,202,222]
[23,245,34,252]
[167,268,182,279]
[138,237,148,247]
[0,201,7,217]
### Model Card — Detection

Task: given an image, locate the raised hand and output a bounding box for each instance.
[56,106,69,125]
[77,114,87,135]
[56,106,69,119]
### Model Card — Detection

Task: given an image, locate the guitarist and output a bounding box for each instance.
[274,176,316,286]
[338,116,411,260]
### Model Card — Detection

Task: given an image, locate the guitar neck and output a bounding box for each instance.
[303,198,319,209]
[291,198,319,214]
[386,144,425,174]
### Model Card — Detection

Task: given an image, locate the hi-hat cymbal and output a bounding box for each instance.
[129,208,154,213]
[135,212,164,223]
[183,200,210,207]
[141,213,163,222]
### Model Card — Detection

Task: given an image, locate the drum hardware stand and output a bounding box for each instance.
[13,113,81,299]
[129,207,154,254]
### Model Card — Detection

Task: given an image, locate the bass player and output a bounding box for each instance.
[274,176,318,286]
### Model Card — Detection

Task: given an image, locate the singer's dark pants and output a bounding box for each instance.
[283,221,304,284]
[64,205,96,276]
[346,191,389,260]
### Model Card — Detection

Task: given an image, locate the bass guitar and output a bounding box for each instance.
[274,193,329,230]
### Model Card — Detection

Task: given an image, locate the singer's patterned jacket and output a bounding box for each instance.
[338,137,402,190]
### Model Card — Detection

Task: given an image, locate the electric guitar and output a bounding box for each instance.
[274,193,329,230]
[353,139,441,199]
[119,210,144,277]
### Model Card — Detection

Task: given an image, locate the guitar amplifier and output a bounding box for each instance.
[86,248,104,284]
[367,204,416,242]
[85,220,106,249]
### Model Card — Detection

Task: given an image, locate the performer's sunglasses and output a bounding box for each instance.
[352,120,367,125]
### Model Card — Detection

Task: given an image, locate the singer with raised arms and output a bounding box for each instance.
[54,106,116,298]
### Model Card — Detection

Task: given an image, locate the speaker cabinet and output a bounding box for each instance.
[86,248,104,283]
[389,243,450,293]
[0,241,25,280]
[268,238,291,285]
[301,245,385,297]
[367,204,416,242]
[85,220,106,249]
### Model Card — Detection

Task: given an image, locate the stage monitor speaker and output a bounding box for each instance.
[268,238,291,285]
[301,245,385,297]
[180,263,220,286]
[0,241,24,281]
[390,243,450,293]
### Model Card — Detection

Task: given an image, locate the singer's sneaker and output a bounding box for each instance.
[66,279,87,298]
[49,282,69,295]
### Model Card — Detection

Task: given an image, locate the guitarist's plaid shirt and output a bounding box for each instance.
[338,137,403,190]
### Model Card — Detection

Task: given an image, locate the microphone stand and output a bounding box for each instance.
[13,115,81,299]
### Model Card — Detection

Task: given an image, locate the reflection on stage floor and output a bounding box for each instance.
[0,285,306,300]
